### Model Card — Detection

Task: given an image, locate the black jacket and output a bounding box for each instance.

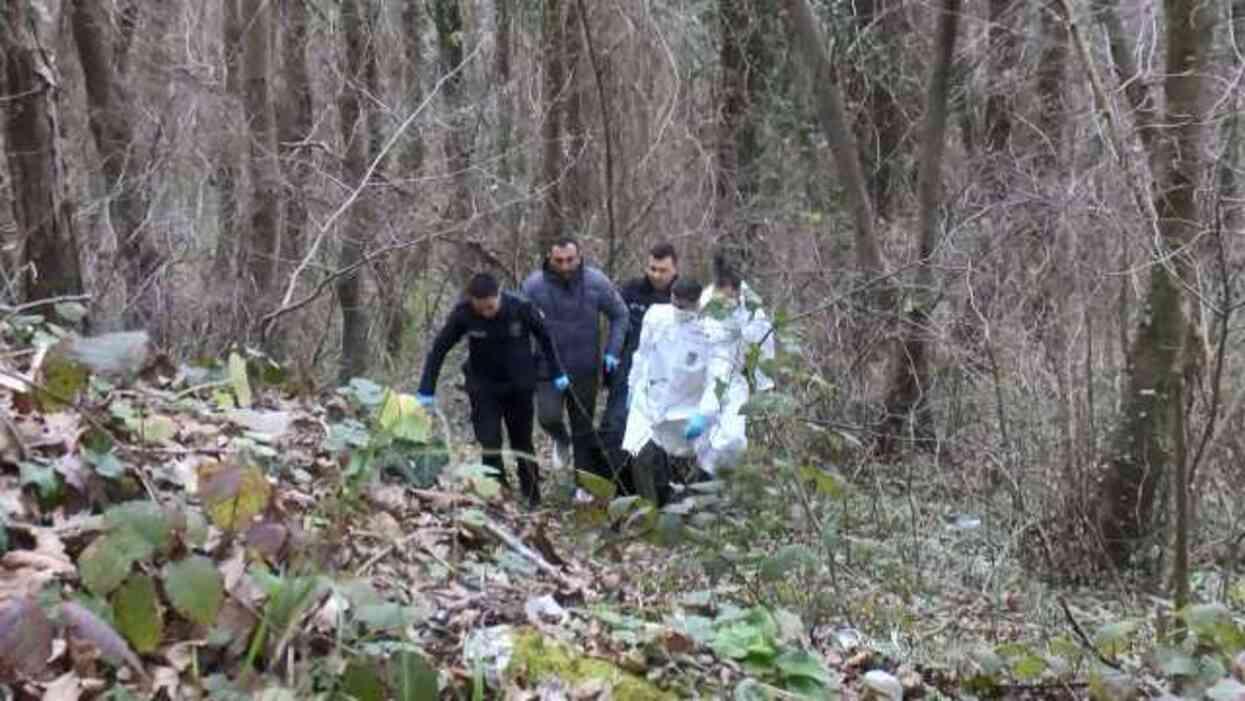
[618,275,674,371]
[418,292,562,395]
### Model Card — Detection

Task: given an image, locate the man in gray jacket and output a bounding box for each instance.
[521,237,629,484]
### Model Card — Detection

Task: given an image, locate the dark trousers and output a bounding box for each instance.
[470,387,539,502]
[630,440,708,507]
[536,371,603,479]
[598,369,635,493]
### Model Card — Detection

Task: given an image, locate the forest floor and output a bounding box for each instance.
[1,323,1242,700]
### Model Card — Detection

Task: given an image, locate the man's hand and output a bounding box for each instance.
[684,414,707,440]
[553,374,571,392]
[416,392,436,408]
[604,354,620,374]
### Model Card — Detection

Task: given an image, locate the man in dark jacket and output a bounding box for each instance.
[416,273,568,508]
[521,237,628,484]
[599,242,678,486]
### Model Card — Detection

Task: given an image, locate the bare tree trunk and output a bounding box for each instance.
[853,0,906,220]
[1098,0,1210,568]
[562,0,588,237]
[240,0,281,327]
[70,0,161,336]
[433,0,475,283]
[877,0,961,456]
[0,1,84,315]
[538,0,566,254]
[277,0,312,282]
[780,0,886,306]
[715,0,765,260]
[337,0,376,383]
[495,0,522,277]
[212,0,244,282]
[984,0,1016,158]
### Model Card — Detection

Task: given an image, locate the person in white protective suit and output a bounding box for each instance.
[698,255,776,393]
[623,278,751,505]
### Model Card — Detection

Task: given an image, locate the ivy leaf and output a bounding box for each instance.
[57,600,146,678]
[105,501,174,554]
[1092,619,1138,657]
[228,352,253,408]
[163,556,224,626]
[0,596,54,676]
[79,529,156,596]
[340,662,386,701]
[391,650,439,701]
[19,461,61,501]
[798,465,847,499]
[198,461,271,530]
[112,574,163,654]
[84,448,126,479]
[576,470,616,501]
[376,390,431,443]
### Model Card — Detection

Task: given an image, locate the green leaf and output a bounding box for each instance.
[341,661,386,701]
[1011,654,1048,681]
[84,449,126,479]
[340,377,385,407]
[228,352,253,408]
[608,496,641,521]
[105,501,174,554]
[19,461,61,501]
[712,608,779,662]
[775,648,832,686]
[37,351,89,410]
[198,461,272,530]
[54,302,88,323]
[112,574,163,654]
[126,414,177,444]
[798,465,847,499]
[354,602,411,632]
[163,556,224,626]
[376,390,431,443]
[1092,620,1138,657]
[391,650,439,701]
[576,470,616,501]
[1153,646,1198,677]
[759,545,816,581]
[79,529,156,596]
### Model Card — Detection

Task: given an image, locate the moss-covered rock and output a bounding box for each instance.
[507,627,677,701]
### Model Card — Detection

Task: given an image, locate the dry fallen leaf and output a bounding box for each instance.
[0,596,54,676]
[41,671,82,701]
[58,601,147,680]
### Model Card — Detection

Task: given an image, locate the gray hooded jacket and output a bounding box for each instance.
[521,261,628,378]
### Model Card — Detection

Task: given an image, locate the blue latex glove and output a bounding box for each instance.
[604,354,620,374]
[553,374,571,392]
[684,414,707,440]
[415,392,435,407]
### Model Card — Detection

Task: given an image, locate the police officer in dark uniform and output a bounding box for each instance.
[416,273,569,508]
[598,242,678,489]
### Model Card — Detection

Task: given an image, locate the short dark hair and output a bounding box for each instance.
[713,250,743,290]
[671,278,703,305]
[649,241,677,263]
[552,236,579,252]
[466,272,500,299]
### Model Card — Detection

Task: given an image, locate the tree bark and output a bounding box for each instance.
[877,0,961,456]
[0,1,85,314]
[716,0,763,260]
[239,0,282,320]
[70,0,161,335]
[853,0,905,219]
[984,0,1017,157]
[779,0,886,305]
[336,0,377,383]
[212,0,244,282]
[1098,0,1210,567]
[433,0,475,282]
[277,0,312,281]
[538,0,566,253]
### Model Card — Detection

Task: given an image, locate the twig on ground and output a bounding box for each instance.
[1058,596,1123,670]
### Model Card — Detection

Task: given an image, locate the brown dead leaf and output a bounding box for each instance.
[58,601,147,680]
[245,521,288,562]
[41,671,82,701]
[0,596,54,676]
[662,630,695,655]
[369,511,402,540]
